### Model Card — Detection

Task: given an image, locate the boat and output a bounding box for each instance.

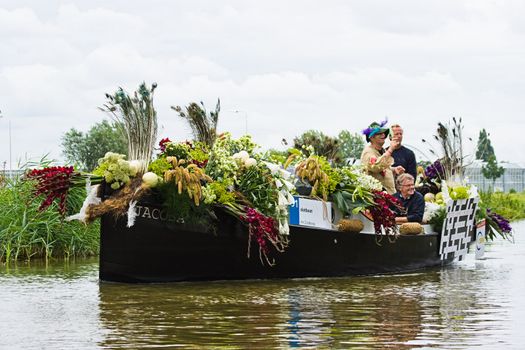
[99,196,478,283]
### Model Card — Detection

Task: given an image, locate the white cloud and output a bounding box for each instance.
[0,0,524,169]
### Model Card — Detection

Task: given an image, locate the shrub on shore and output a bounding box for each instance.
[479,191,525,222]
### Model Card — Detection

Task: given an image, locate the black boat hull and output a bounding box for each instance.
[99,211,452,283]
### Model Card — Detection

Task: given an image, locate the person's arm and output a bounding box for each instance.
[362,148,394,174]
[395,216,408,224]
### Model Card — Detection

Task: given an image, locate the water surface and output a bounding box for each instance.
[1,221,524,349]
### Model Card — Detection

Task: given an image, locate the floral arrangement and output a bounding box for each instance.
[284,149,402,237]
[424,160,445,180]
[26,166,94,214]
[100,83,158,174]
[369,190,403,240]
[485,209,513,240]
[417,120,514,241]
[143,133,293,264]
[93,152,139,190]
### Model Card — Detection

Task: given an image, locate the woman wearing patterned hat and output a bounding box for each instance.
[360,119,405,194]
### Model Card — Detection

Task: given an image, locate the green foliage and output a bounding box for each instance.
[293,130,342,165]
[148,158,173,177]
[236,165,277,216]
[205,181,236,205]
[61,120,127,171]
[205,133,257,183]
[0,176,99,262]
[428,206,447,234]
[318,156,341,195]
[481,155,504,189]
[172,99,220,148]
[164,142,191,159]
[188,142,210,163]
[212,134,258,156]
[448,185,469,200]
[332,190,369,216]
[157,182,213,226]
[479,191,525,221]
[92,152,134,190]
[330,167,377,215]
[235,135,259,154]
[475,128,495,162]
[292,129,365,166]
[337,130,365,161]
[264,149,288,165]
[418,160,431,169]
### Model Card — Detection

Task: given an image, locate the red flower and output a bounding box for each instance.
[26,166,76,215]
[238,206,285,265]
[191,159,208,168]
[369,190,403,238]
[159,138,171,152]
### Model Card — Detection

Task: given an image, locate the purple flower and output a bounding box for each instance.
[487,208,512,233]
[425,160,445,180]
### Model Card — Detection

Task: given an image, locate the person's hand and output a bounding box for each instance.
[395,217,406,224]
[388,139,400,152]
[393,165,405,175]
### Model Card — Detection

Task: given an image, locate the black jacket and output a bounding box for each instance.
[394,191,425,223]
[392,146,417,179]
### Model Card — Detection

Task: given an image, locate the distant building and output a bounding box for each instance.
[465,160,525,192]
[0,169,24,180]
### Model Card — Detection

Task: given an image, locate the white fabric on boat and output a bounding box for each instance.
[65,184,101,223]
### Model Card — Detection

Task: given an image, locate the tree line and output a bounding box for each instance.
[61,120,366,171]
[62,120,506,189]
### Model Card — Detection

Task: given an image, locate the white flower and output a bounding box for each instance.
[441,181,452,203]
[129,160,142,176]
[238,150,250,161]
[423,202,442,223]
[278,191,287,206]
[281,179,294,191]
[278,190,295,206]
[286,191,295,204]
[279,219,290,235]
[468,184,479,199]
[279,168,292,179]
[244,157,257,167]
[264,161,280,175]
[142,172,159,188]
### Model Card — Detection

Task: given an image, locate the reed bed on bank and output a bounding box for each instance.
[480,191,525,222]
[0,176,99,263]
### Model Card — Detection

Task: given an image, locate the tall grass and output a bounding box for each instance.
[0,175,99,263]
[479,191,525,221]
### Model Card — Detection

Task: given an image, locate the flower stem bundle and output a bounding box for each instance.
[26,166,101,215]
[164,156,212,206]
[100,83,158,173]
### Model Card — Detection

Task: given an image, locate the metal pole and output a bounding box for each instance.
[9,119,12,173]
[233,110,248,135]
[0,112,12,174]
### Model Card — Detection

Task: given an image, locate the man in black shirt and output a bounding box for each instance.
[394,173,425,223]
[390,124,417,179]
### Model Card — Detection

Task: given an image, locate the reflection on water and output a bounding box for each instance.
[1,221,524,349]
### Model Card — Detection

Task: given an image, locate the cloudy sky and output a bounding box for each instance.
[1,0,524,169]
